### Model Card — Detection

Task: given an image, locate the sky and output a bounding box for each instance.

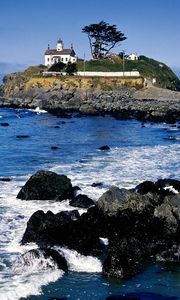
[0,0,180,76]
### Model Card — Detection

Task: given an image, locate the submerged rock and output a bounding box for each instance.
[17,170,73,200]
[51,146,59,150]
[13,248,68,273]
[0,122,9,126]
[16,135,30,138]
[0,177,11,182]
[98,145,110,150]
[69,194,95,208]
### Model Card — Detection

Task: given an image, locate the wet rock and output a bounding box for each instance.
[70,194,95,208]
[16,135,30,138]
[22,207,102,256]
[0,177,11,182]
[21,209,80,244]
[91,182,103,187]
[0,122,9,126]
[17,170,73,200]
[97,186,153,216]
[51,146,59,150]
[134,180,158,195]
[21,178,180,279]
[98,145,110,150]
[14,248,68,272]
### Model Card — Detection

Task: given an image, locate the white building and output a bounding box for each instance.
[44,38,77,67]
[127,53,138,61]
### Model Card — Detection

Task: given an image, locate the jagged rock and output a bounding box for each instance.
[97,186,153,216]
[17,170,73,200]
[21,207,102,256]
[69,194,95,208]
[21,210,80,245]
[21,178,180,280]
[13,248,68,272]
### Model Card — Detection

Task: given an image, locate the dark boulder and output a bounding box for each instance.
[155,179,180,195]
[91,182,103,187]
[97,186,153,216]
[69,194,95,208]
[16,135,30,138]
[98,145,110,150]
[13,248,68,272]
[134,178,180,197]
[134,180,158,195]
[1,122,9,126]
[0,177,11,182]
[51,146,59,150]
[21,207,101,256]
[17,170,73,200]
[21,209,80,245]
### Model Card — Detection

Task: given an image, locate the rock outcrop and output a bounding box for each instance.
[21,176,180,279]
[17,170,73,200]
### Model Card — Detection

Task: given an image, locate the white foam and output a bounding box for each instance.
[31,107,47,114]
[58,247,102,273]
[13,248,59,274]
[163,186,179,194]
[99,237,109,246]
[0,269,63,300]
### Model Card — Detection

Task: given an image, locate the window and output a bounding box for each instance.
[47,58,49,62]
[66,57,68,61]
[61,57,64,62]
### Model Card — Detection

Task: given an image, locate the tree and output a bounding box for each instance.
[82,21,127,59]
[65,62,77,75]
[48,62,65,72]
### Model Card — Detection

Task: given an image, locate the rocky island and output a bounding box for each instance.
[0,56,180,123]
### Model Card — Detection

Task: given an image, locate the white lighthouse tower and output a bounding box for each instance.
[56,38,63,51]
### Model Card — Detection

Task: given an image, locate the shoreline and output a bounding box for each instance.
[0,87,180,123]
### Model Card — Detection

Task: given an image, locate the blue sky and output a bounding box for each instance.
[0,0,180,76]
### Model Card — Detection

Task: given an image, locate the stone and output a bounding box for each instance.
[16,135,30,138]
[17,170,73,200]
[97,186,152,216]
[91,182,103,187]
[21,209,80,245]
[0,122,9,126]
[0,177,11,182]
[51,146,59,150]
[70,194,95,208]
[14,248,68,272]
[98,145,110,150]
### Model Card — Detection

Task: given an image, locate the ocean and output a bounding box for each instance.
[0,107,179,300]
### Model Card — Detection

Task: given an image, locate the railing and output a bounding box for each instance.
[42,71,140,77]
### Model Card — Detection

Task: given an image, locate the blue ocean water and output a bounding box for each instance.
[0,107,179,300]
